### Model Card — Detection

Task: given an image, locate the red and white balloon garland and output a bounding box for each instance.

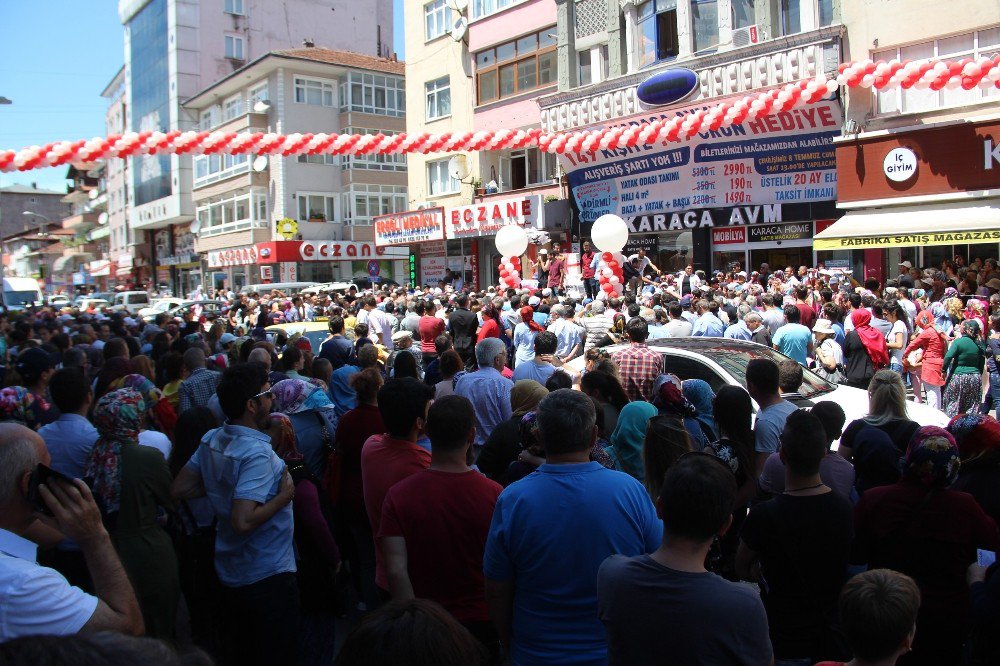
[497,255,522,290]
[596,251,625,297]
[3,56,999,172]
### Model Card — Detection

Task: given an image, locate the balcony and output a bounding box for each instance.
[60,212,99,232]
[198,100,269,132]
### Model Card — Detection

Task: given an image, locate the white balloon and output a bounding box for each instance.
[602,268,613,278]
[591,214,629,253]
[495,225,529,258]
[609,275,620,284]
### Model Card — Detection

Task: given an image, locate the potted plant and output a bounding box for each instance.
[308,211,326,223]
[473,178,485,197]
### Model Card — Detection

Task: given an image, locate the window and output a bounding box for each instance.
[499,147,556,191]
[576,45,608,86]
[223,94,243,121]
[297,154,339,166]
[297,194,337,222]
[875,27,1000,115]
[578,49,593,86]
[339,72,405,116]
[295,77,335,106]
[195,189,267,237]
[193,140,249,187]
[341,127,407,171]
[472,0,514,20]
[638,0,679,68]
[428,159,460,197]
[780,0,800,35]
[732,0,755,30]
[249,81,268,108]
[425,0,452,41]
[224,34,244,60]
[475,27,558,104]
[818,0,834,26]
[342,185,408,225]
[200,106,220,130]
[691,0,719,53]
[425,76,451,120]
[224,0,244,15]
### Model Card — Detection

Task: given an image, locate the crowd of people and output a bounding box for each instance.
[1,248,1000,666]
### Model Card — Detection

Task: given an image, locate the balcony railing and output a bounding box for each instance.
[199,218,268,238]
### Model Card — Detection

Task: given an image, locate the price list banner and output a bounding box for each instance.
[561,99,842,225]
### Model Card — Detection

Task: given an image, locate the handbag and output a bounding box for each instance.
[906,348,923,368]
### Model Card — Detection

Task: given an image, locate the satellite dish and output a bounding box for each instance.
[98,212,109,225]
[448,155,470,181]
[189,216,202,234]
[451,16,468,42]
[253,100,271,113]
[446,0,468,12]
[252,155,269,172]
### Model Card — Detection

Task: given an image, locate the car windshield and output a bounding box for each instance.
[4,290,40,306]
[695,343,835,399]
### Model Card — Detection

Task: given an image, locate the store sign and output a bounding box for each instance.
[623,235,659,254]
[374,208,446,246]
[839,119,1000,202]
[260,265,273,281]
[626,204,783,232]
[814,229,1000,251]
[747,222,812,243]
[298,240,409,262]
[562,99,841,223]
[447,195,543,239]
[207,246,258,268]
[712,227,747,245]
[89,260,112,277]
[883,148,917,182]
[421,256,449,284]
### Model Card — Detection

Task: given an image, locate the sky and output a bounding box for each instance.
[0,0,408,193]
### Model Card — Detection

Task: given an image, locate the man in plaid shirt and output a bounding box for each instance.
[612,318,663,402]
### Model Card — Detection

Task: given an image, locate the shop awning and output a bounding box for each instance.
[814,202,1000,250]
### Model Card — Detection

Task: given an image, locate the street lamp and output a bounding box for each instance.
[22,210,53,236]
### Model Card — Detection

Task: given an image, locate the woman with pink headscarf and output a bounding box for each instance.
[903,310,947,410]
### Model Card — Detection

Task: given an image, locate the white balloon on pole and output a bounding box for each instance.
[591,214,630,253]
[495,225,529,258]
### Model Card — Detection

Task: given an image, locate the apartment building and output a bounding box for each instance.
[540,0,844,273]
[184,46,409,289]
[814,0,1000,280]
[118,0,393,294]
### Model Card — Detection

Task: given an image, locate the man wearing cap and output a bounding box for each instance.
[389,330,422,377]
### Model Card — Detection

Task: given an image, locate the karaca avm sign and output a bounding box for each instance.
[374,208,446,247]
[448,195,543,239]
[814,230,1000,250]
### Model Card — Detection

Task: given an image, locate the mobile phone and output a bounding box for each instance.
[26,464,74,517]
[978,549,996,568]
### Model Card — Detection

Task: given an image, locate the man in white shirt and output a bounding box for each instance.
[0,423,143,641]
[664,302,693,337]
[626,249,661,277]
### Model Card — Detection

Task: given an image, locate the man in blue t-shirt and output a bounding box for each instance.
[172,362,297,665]
[484,390,661,665]
[772,305,814,366]
[318,315,353,370]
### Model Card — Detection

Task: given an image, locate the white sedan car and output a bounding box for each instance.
[139,298,184,321]
[571,338,948,447]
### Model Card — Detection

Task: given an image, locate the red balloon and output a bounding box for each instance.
[602,283,614,293]
[510,256,520,266]
[607,260,619,270]
[602,252,613,261]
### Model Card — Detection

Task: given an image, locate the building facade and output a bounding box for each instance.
[118,0,394,295]
[538,0,844,273]
[814,1,1000,280]
[184,46,409,290]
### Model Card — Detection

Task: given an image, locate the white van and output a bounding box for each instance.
[112,291,152,315]
[240,282,320,296]
[2,277,44,311]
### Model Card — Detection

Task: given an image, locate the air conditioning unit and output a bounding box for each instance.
[732,25,764,49]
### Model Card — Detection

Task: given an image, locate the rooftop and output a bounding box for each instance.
[0,183,66,196]
[272,47,404,75]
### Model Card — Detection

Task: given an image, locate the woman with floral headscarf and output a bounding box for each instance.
[651,374,710,450]
[904,310,947,410]
[853,426,1000,665]
[0,386,39,430]
[943,319,987,417]
[110,373,178,445]
[270,378,339,480]
[85,388,180,640]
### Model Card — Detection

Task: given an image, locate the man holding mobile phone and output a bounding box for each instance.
[0,423,144,641]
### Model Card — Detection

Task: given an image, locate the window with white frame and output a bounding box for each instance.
[427,159,460,197]
[425,76,451,120]
[193,149,249,187]
[341,127,407,171]
[691,0,719,53]
[339,72,405,116]
[200,106,220,130]
[298,193,337,222]
[297,154,339,166]
[875,27,1000,115]
[499,147,557,191]
[342,185,408,225]
[778,0,834,35]
[195,189,267,237]
[295,77,335,106]
[425,0,452,41]
[223,94,243,121]
[225,34,244,60]
[638,0,679,68]
[249,81,268,108]
[472,0,515,20]
[224,0,244,15]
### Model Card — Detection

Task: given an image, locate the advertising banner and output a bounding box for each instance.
[814,229,1000,251]
[747,222,813,243]
[207,246,258,268]
[374,208,446,247]
[447,195,543,239]
[421,256,449,283]
[561,98,841,225]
